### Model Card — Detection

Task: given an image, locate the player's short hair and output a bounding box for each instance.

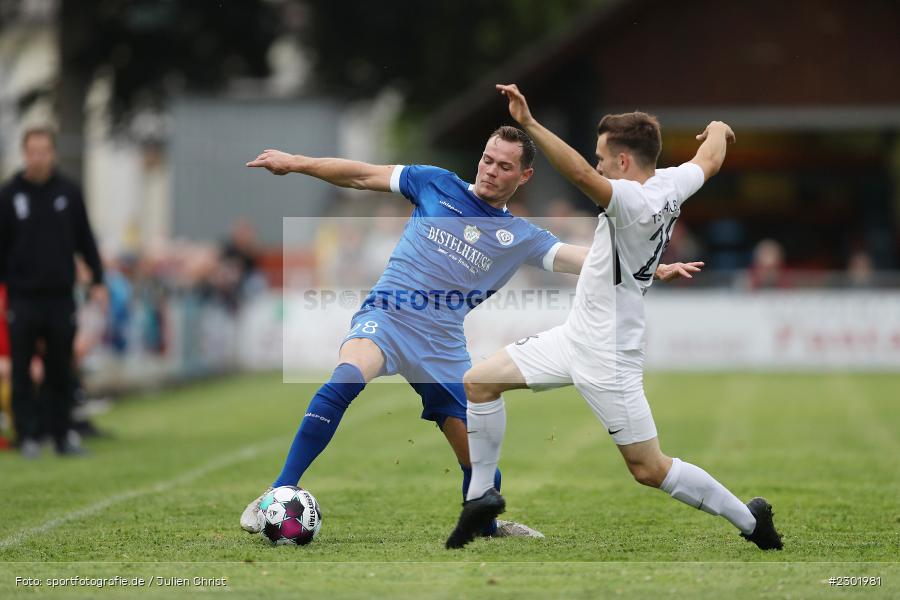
[22,125,57,148]
[597,112,661,169]
[489,125,537,170]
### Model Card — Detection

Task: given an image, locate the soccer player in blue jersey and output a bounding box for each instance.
[240,126,700,538]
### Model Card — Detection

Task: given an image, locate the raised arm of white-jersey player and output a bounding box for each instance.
[247,149,394,192]
[552,244,588,274]
[690,122,735,181]
[497,84,613,208]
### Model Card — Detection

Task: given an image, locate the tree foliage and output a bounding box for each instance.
[301,0,601,110]
[61,0,278,123]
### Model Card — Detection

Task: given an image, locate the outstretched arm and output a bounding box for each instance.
[497,84,613,208]
[552,244,704,282]
[690,122,735,180]
[247,149,395,192]
[654,261,705,281]
[552,244,588,274]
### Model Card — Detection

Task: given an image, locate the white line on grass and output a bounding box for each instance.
[0,441,275,551]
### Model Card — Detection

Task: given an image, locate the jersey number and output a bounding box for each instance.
[633,217,678,282]
[348,320,379,336]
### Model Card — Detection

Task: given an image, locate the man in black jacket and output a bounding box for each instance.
[0,126,106,457]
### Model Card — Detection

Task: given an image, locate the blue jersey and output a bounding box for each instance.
[360,165,560,346]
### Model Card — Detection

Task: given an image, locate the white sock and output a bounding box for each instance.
[660,458,756,534]
[465,397,506,501]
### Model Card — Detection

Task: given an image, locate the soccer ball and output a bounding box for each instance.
[259,486,322,546]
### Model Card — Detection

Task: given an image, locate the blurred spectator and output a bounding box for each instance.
[543,198,576,236]
[0,126,107,457]
[329,221,368,286]
[360,203,406,283]
[744,238,792,290]
[221,218,268,303]
[705,219,748,270]
[662,223,705,265]
[70,259,111,439]
[847,249,875,288]
[102,255,135,354]
[0,284,10,449]
[540,198,596,244]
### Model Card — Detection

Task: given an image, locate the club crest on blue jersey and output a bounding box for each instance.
[496,229,514,246]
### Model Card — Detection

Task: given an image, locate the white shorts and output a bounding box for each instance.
[506,326,657,446]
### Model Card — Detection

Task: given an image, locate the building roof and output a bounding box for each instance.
[428,0,900,146]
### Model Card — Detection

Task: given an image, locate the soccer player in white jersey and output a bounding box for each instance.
[446,84,783,551]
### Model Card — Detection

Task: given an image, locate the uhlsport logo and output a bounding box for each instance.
[496,229,514,246]
[463,225,481,244]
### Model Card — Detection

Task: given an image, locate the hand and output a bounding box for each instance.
[696,121,735,144]
[656,261,705,282]
[495,84,535,126]
[89,284,109,311]
[246,149,296,175]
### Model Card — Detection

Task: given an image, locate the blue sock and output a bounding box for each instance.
[273,363,366,487]
[460,464,502,536]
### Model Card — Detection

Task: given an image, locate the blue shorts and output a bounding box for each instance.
[342,306,470,424]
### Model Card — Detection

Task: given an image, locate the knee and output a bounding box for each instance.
[462,370,496,404]
[627,460,668,488]
[338,339,382,382]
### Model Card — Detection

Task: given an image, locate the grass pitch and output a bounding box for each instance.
[0,372,897,598]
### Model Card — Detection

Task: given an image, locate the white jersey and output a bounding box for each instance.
[506,162,704,442]
[564,215,616,352]
[605,162,705,349]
